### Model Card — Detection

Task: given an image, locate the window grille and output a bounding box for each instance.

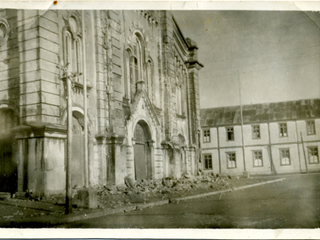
[226,127,234,141]
[308,147,319,164]
[203,130,210,143]
[279,123,288,137]
[203,154,212,170]
[227,152,236,169]
[252,125,260,139]
[306,121,316,135]
[253,150,263,167]
[280,149,290,165]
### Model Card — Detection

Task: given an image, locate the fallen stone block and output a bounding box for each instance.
[77,189,98,209]
[0,192,11,199]
[125,176,135,189]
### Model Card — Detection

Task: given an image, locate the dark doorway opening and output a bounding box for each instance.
[0,109,17,193]
[134,121,152,180]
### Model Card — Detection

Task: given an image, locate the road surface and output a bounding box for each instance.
[57,173,320,228]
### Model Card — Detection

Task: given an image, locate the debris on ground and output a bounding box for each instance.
[96,173,244,208]
[0,172,265,222]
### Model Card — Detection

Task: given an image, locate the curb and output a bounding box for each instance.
[171,177,286,202]
[7,200,170,227]
[62,199,170,224]
[6,178,285,227]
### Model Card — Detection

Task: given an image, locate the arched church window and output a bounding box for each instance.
[133,33,146,83]
[146,59,153,100]
[130,56,138,98]
[124,49,133,99]
[63,16,83,84]
[75,37,82,83]
[64,31,73,72]
[181,71,187,115]
[176,80,182,115]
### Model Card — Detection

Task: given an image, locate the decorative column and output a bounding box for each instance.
[147,139,155,179]
[126,142,135,179]
[172,147,180,179]
[161,143,169,178]
[95,134,107,186]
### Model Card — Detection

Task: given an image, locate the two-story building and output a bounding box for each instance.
[200,99,320,176]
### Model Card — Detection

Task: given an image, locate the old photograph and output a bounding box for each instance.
[0,6,320,231]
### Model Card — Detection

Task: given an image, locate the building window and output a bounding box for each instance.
[147,59,153,101]
[203,129,210,143]
[252,125,260,139]
[226,127,234,141]
[280,149,291,166]
[253,150,263,167]
[176,84,182,115]
[181,71,187,115]
[306,121,316,135]
[203,154,213,170]
[134,35,143,81]
[63,16,83,84]
[279,123,288,137]
[308,146,319,164]
[226,152,236,169]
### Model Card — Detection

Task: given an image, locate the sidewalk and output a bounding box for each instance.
[0,174,285,228]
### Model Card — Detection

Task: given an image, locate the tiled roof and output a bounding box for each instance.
[200,99,320,127]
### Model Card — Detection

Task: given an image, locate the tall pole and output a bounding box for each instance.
[82,10,89,188]
[66,72,73,214]
[301,131,308,173]
[238,71,247,173]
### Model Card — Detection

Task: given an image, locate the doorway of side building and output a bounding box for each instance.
[0,109,17,193]
[71,112,85,188]
[134,120,152,180]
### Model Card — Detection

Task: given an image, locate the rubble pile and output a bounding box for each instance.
[97,173,240,209]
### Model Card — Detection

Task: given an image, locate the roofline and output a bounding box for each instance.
[200,97,320,111]
[201,116,320,128]
[171,15,190,50]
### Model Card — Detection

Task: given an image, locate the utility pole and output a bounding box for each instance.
[238,71,247,173]
[82,10,89,188]
[301,131,308,173]
[57,62,73,214]
[65,70,73,214]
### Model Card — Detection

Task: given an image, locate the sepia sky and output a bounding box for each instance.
[171,11,320,109]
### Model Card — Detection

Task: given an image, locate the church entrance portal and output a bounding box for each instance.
[134,121,152,180]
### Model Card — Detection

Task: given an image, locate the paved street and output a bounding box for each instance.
[56,173,320,228]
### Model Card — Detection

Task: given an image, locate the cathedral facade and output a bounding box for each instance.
[0,10,203,196]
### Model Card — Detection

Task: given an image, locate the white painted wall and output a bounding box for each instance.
[201,127,218,148]
[220,147,244,175]
[243,123,269,146]
[244,146,271,174]
[269,121,298,144]
[202,149,219,174]
[219,126,243,148]
[201,119,320,175]
[271,144,301,174]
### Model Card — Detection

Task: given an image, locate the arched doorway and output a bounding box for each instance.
[0,109,17,193]
[71,112,85,188]
[134,121,152,180]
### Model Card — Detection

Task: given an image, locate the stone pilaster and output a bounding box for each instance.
[126,145,134,178]
[106,134,125,185]
[95,134,107,186]
[12,124,67,197]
